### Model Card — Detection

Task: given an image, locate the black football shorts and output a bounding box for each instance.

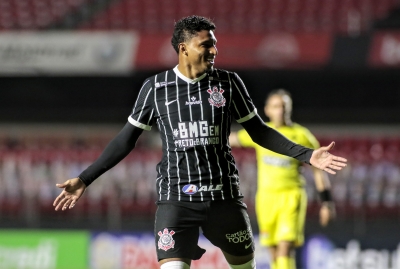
[154,199,255,261]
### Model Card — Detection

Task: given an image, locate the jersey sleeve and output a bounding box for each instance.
[301,127,320,149]
[128,79,154,131]
[237,129,256,148]
[230,73,258,124]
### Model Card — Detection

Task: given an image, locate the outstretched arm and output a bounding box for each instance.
[241,115,313,162]
[241,115,347,174]
[53,122,143,211]
[78,122,143,186]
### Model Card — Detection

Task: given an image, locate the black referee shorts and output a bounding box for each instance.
[154,199,255,261]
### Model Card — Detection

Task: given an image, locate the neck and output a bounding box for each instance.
[273,122,285,128]
[177,62,206,79]
[272,119,292,128]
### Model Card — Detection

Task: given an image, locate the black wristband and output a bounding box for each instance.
[318,190,333,202]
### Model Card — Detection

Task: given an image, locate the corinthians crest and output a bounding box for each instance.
[207,86,226,108]
[158,228,175,251]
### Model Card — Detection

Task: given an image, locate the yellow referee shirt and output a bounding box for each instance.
[237,122,319,192]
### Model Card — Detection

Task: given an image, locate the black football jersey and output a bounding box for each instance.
[129,66,257,202]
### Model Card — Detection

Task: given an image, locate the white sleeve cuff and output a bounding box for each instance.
[128,116,152,131]
[236,108,258,123]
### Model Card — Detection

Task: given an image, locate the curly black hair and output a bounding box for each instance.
[171,15,216,54]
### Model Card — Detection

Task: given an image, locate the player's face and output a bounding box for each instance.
[185,30,218,72]
[265,95,292,125]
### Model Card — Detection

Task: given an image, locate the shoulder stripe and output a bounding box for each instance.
[128,117,152,130]
[236,109,258,123]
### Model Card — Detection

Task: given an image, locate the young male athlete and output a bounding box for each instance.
[230,89,336,269]
[53,16,346,269]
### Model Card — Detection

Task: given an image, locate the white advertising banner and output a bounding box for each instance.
[302,235,400,269]
[0,32,138,75]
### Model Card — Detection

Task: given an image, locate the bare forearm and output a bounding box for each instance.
[312,166,334,204]
[313,167,331,191]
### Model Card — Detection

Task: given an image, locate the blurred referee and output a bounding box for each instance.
[53,15,347,269]
[231,89,336,269]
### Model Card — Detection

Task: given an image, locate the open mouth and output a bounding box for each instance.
[207,59,215,65]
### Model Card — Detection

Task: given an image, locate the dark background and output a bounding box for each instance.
[1,68,399,124]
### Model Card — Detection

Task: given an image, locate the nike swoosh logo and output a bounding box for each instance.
[165,99,177,106]
[245,242,252,249]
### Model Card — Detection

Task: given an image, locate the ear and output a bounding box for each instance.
[178,43,188,56]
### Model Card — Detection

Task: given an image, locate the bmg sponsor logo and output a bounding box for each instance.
[173,121,220,148]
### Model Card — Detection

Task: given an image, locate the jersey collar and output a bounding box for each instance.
[173,65,207,84]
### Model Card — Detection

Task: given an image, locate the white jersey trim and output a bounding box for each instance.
[128,116,152,130]
[173,65,207,84]
[236,108,258,123]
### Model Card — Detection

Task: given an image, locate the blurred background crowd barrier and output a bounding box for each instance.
[1,0,400,268]
[0,126,399,228]
[0,126,400,268]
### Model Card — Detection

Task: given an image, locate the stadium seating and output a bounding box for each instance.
[0,0,91,30]
[0,0,399,33]
[0,134,399,220]
[81,0,400,34]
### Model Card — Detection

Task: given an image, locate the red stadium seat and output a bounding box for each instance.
[0,0,399,33]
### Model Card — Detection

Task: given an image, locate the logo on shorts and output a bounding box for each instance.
[226,229,252,244]
[158,228,175,251]
[182,184,198,195]
[207,87,226,108]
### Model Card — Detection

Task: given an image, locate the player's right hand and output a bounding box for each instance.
[53,177,86,211]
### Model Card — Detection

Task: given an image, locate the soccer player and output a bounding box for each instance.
[230,89,335,269]
[53,16,346,269]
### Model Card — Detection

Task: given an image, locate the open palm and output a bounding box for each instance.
[310,142,347,175]
[53,177,86,211]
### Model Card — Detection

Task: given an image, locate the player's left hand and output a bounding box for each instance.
[319,202,336,227]
[310,142,347,175]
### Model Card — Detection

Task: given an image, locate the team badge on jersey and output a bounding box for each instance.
[207,86,226,108]
[182,184,198,195]
[158,228,175,251]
